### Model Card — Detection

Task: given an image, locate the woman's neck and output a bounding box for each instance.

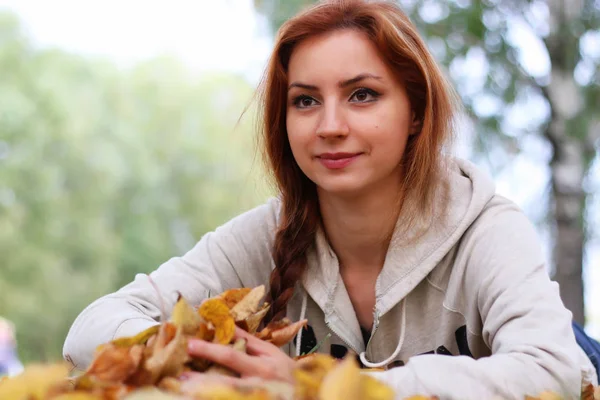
[318,186,402,273]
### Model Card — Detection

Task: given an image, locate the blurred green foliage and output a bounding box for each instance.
[0,12,270,363]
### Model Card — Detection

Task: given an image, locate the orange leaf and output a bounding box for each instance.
[195,321,215,342]
[218,288,252,309]
[583,384,595,400]
[256,319,290,341]
[85,344,144,383]
[268,319,308,347]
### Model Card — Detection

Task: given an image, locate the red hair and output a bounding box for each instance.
[257,0,460,323]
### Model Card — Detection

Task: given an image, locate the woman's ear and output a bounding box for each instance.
[409,112,422,135]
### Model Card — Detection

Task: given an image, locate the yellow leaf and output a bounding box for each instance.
[171,294,203,335]
[318,356,361,400]
[111,325,160,347]
[294,354,337,399]
[192,384,273,400]
[215,317,236,345]
[229,285,265,321]
[359,374,395,400]
[0,363,70,400]
[199,298,236,345]
[51,392,103,400]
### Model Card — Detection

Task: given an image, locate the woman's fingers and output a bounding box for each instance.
[187,339,262,376]
[234,327,273,355]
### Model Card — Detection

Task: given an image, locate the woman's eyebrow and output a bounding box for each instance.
[288,73,383,91]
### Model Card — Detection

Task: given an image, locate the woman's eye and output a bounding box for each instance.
[293,95,319,108]
[349,88,379,103]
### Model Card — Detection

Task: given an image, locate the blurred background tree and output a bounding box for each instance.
[254,0,600,325]
[0,11,268,363]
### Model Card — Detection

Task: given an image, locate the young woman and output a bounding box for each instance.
[64,0,599,398]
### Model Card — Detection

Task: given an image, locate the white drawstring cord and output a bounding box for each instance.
[359,298,406,368]
[295,289,308,357]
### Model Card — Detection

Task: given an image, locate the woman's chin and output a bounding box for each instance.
[315,178,368,198]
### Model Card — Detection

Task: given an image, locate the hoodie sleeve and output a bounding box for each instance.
[63,198,279,370]
[365,202,595,399]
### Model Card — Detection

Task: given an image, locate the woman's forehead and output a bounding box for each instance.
[287,29,392,85]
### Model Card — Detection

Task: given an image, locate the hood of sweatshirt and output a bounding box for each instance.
[298,157,496,365]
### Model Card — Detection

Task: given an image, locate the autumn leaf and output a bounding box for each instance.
[526,392,563,400]
[145,326,191,383]
[154,322,178,349]
[171,294,203,335]
[190,381,276,400]
[256,319,289,340]
[360,374,395,400]
[0,363,70,400]
[199,298,236,345]
[294,353,338,399]
[241,304,270,334]
[50,392,104,400]
[582,383,595,400]
[229,285,266,321]
[318,356,362,400]
[268,319,308,347]
[256,318,308,347]
[111,325,160,348]
[195,320,215,343]
[218,288,252,309]
[84,343,144,384]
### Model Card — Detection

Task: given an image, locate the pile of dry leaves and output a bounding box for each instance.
[1,285,599,400]
[0,285,395,399]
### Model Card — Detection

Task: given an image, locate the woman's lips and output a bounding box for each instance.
[316,152,362,169]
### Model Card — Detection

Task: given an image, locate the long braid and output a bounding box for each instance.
[264,183,319,324]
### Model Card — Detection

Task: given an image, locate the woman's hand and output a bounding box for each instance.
[187,326,296,383]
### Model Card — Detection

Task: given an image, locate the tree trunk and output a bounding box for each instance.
[544,0,586,324]
[547,129,586,325]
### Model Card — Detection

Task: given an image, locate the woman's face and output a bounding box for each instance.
[286,29,417,197]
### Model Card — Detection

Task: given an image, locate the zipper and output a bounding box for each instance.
[365,309,380,352]
[326,318,362,355]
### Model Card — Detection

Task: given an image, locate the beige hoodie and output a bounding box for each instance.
[63,158,596,399]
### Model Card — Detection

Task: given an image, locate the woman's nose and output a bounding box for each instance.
[316,103,349,139]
